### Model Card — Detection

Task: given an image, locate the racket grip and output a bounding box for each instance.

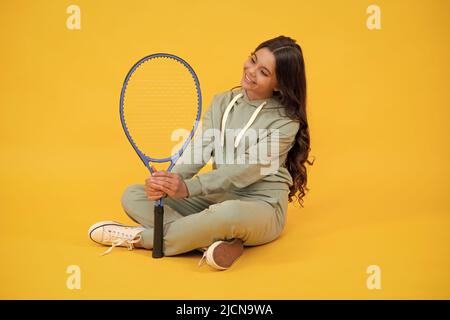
[152,204,164,258]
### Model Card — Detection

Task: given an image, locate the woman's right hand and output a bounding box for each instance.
[144,166,167,200]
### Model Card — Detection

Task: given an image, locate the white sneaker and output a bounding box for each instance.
[198,239,244,270]
[88,221,145,256]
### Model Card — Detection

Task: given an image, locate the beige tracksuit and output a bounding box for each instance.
[121,87,300,256]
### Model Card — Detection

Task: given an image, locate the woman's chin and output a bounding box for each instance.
[240,80,253,90]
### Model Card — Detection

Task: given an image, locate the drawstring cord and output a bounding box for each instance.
[220,93,267,148]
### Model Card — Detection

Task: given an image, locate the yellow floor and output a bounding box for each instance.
[1,148,449,299]
[1,0,449,299]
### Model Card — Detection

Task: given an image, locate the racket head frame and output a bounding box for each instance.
[119,53,202,205]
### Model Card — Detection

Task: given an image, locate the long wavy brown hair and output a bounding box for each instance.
[233,35,314,206]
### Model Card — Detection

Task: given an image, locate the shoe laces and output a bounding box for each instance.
[198,243,219,268]
[198,251,208,267]
[101,229,142,256]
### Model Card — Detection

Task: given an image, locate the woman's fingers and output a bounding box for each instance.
[149,184,171,196]
[151,172,181,186]
[150,182,177,197]
[144,187,164,196]
[148,177,178,191]
[149,176,174,183]
[148,195,164,200]
[146,191,165,200]
[145,169,186,199]
[148,180,176,194]
[144,184,166,199]
[146,175,176,187]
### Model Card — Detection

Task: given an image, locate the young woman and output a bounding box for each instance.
[88,35,312,270]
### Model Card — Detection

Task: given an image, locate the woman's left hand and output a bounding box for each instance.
[145,170,189,199]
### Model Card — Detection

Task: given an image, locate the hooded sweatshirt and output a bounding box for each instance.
[172,87,300,199]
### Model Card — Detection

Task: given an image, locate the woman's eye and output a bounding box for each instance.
[249,55,267,76]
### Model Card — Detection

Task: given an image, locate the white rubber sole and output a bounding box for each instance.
[205,241,227,270]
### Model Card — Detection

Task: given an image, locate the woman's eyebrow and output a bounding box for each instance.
[253,52,272,75]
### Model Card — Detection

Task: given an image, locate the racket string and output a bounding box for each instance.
[122,56,201,159]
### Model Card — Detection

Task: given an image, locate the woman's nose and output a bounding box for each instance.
[248,68,256,77]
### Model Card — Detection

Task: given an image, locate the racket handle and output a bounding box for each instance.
[152,204,164,258]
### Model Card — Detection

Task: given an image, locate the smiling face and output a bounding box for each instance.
[240,47,278,101]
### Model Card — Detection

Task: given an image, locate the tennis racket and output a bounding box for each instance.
[119,53,202,258]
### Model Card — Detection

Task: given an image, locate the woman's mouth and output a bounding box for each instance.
[244,73,256,85]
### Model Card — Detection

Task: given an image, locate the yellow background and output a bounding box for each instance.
[1,0,449,299]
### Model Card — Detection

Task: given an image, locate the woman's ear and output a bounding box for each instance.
[273,78,279,92]
[273,88,283,96]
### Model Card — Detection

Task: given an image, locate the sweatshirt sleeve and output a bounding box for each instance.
[171,95,216,180]
[183,120,300,197]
